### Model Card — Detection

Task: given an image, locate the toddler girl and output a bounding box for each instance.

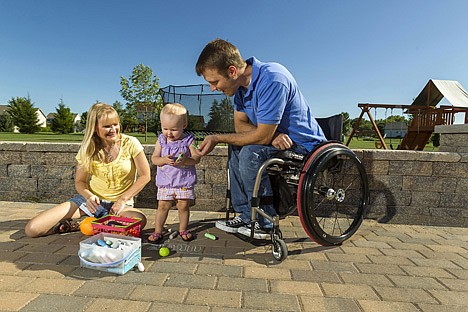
[149,103,201,242]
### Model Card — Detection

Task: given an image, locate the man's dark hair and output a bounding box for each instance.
[195,38,246,78]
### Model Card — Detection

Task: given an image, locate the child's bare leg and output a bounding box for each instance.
[155,200,172,234]
[176,199,191,239]
[25,201,82,238]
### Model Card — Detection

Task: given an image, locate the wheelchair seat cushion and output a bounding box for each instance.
[274,150,306,161]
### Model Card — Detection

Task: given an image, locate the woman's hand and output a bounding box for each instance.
[85,195,100,214]
[111,199,126,215]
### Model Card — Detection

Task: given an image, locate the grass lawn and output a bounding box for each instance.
[346,136,438,151]
[0,132,438,151]
[0,132,158,144]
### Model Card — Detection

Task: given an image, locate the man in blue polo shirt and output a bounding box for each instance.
[195,38,326,239]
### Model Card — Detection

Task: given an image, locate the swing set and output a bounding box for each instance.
[346,80,468,150]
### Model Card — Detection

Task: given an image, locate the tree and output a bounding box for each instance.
[431,133,440,148]
[50,99,75,134]
[7,96,40,134]
[0,113,14,132]
[111,100,136,132]
[78,111,88,132]
[112,100,126,117]
[205,98,234,132]
[341,112,351,136]
[120,64,163,141]
[188,114,205,131]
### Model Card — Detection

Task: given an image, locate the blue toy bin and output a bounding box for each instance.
[78,232,141,275]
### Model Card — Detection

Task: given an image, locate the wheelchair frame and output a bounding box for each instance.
[224,141,369,262]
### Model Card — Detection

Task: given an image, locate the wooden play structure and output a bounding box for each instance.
[346,80,468,150]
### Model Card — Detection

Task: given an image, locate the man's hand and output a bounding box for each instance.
[272,133,293,150]
[197,135,219,156]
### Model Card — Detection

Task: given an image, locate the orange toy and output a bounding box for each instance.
[80,216,97,236]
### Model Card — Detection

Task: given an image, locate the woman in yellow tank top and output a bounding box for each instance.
[25,103,151,237]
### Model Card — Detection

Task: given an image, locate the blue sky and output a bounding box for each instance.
[1,0,468,120]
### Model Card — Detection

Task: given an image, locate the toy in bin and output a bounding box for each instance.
[92,215,141,237]
[78,232,144,274]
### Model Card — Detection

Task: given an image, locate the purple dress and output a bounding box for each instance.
[155,133,197,189]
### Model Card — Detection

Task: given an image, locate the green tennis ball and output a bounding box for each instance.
[159,246,170,257]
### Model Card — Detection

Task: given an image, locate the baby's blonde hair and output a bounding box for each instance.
[160,103,188,126]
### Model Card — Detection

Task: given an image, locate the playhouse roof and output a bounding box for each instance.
[411,80,468,108]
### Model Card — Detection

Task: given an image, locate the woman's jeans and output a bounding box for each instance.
[228,144,308,228]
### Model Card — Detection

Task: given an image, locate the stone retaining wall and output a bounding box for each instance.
[0,142,466,227]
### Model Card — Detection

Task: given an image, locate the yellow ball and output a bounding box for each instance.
[80,216,97,236]
[159,246,170,257]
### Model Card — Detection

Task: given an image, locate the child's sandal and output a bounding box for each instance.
[53,219,80,234]
[148,232,163,243]
[180,230,194,242]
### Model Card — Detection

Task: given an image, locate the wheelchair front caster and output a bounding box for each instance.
[272,238,288,262]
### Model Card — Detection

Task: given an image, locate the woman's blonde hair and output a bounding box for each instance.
[77,103,121,173]
[160,103,188,126]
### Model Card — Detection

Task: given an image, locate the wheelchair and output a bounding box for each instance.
[222,115,369,261]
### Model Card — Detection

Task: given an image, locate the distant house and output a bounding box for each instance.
[384,121,407,138]
[0,105,8,115]
[0,104,47,131]
[46,113,56,125]
[36,109,47,127]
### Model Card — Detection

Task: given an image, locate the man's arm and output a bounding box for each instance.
[197,111,278,155]
[234,110,255,133]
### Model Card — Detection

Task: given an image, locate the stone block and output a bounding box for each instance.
[389,161,432,176]
[7,165,31,178]
[43,152,77,165]
[368,174,403,191]
[0,142,24,151]
[369,190,411,207]
[430,207,464,218]
[191,198,224,211]
[0,165,7,177]
[212,184,227,199]
[456,178,468,193]
[195,169,205,183]
[37,179,74,195]
[10,177,38,191]
[198,156,227,170]
[22,152,46,165]
[402,176,457,192]
[205,169,227,184]
[364,160,389,174]
[411,191,441,207]
[0,151,22,164]
[30,165,75,179]
[194,184,212,198]
[433,162,468,178]
[25,142,80,152]
[439,193,468,208]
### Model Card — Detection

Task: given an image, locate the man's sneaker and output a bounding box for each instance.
[237,222,271,240]
[215,216,245,233]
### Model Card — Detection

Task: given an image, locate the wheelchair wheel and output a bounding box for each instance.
[272,238,288,262]
[297,143,368,246]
